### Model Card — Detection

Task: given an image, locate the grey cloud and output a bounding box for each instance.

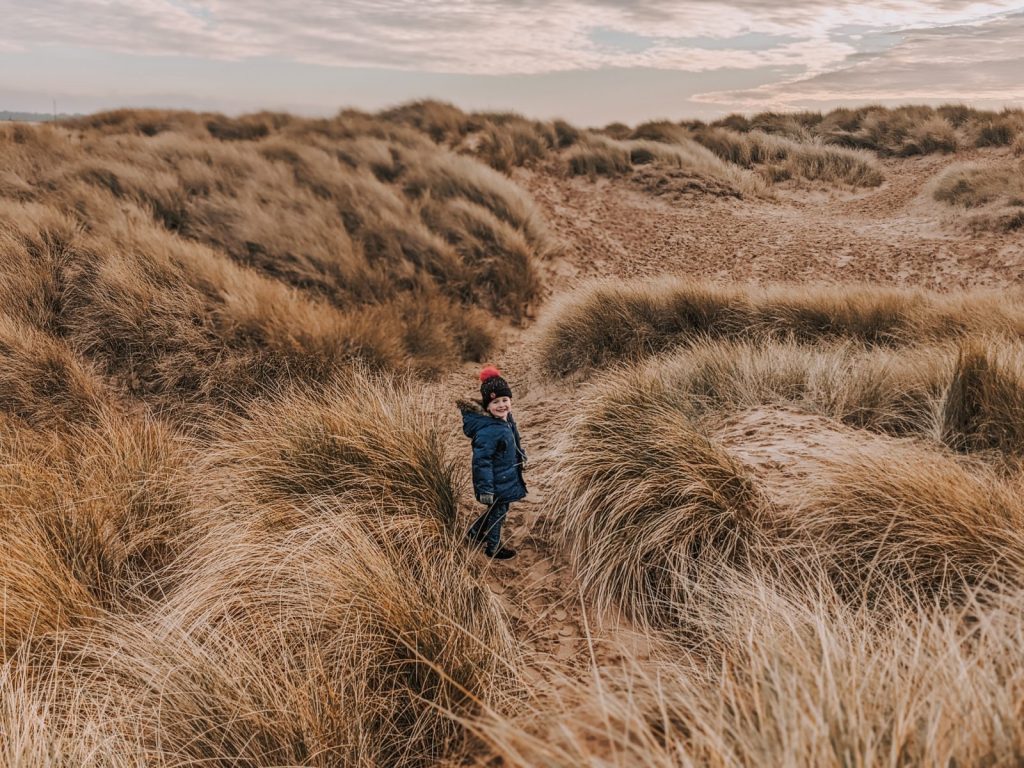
[7,0,219,57]
[4,0,1022,73]
[3,0,1024,120]
[697,10,1024,106]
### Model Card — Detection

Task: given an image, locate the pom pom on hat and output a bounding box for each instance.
[479,365,502,383]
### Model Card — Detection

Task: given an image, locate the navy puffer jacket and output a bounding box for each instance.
[460,402,527,504]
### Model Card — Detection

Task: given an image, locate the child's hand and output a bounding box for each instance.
[478,493,495,505]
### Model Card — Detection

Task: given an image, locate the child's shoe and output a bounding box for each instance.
[484,545,516,560]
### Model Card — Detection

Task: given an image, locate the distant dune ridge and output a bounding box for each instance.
[2,101,1024,765]
[1,110,80,122]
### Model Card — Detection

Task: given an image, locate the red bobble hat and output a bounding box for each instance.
[480,366,513,408]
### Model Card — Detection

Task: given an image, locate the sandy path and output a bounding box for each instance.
[439,330,615,683]
[437,147,1023,685]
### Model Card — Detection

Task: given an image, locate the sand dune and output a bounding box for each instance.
[445,141,1024,700]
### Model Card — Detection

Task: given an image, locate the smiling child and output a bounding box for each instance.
[459,366,527,560]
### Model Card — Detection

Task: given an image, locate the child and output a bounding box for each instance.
[459,366,527,560]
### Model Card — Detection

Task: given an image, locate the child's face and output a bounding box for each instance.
[486,396,512,420]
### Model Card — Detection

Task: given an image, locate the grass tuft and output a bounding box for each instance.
[797,445,1024,602]
[540,280,1024,378]
[932,160,1024,231]
[203,372,462,531]
[549,364,776,635]
[942,341,1024,458]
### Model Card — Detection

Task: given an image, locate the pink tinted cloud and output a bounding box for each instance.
[3,0,1022,74]
[3,0,1023,117]
[696,11,1024,108]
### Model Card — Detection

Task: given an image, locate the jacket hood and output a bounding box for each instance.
[457,398,485,414]
[458,399,511,439]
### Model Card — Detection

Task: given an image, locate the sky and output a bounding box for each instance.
[1,1,1023,125]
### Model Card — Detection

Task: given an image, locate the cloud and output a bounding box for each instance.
[697,11,1024,108]
[4,0,1022,76]
[6,0,214,56]
[3,0,1023,118]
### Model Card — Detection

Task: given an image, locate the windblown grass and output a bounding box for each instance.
[0,374,521,765]
[2,508,519,766]
[565,136,632,177]
[715,104,1024,156]
[0,108,552,415]
[0,108,535,765]
[690,127,884,186]
[797,444,1024,603]
[558,105,1022,201]
[627,338,949,438]
[0,312,112,428]
[590,116,884,188]
[540,279,1024,377]
[156,507,519,766]
[903,115,960,155]
[473,118,559,172]
[548,335,1024,634]
[548,364,777,636]
[932,159,1024,231]
[602,336,1024,459]
[204,372,461,530]
[566,133,766,197]
[474,577,1024,766]
[970,112,1024,148]
[375,100,567,172]
[942,341,1024,458]
[0,411,198,657]
[6,102,1024,765]
[54,205,416,410]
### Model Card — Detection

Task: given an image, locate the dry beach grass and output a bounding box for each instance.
[2,103,1024,765]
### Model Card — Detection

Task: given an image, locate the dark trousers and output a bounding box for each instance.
[468,501,509,550]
